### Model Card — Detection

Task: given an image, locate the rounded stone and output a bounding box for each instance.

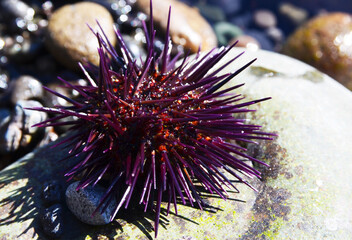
[13,100,47,134]
[282,12,352,90]
[279,2,309,27]
[65,181,117,225]
[253,9,277,29]
[45,2,116,71]
[9,75,43,104]
[136,0,217,53]
[230,34,261,51]
[266,26,284,43]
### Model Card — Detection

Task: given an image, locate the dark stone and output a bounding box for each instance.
[65,181,117,225]
[39,204,64,238]
[230,12,253,29]
[7,37,43,63]
[217,0,242,15]
[35,55,58,74]
[0,109,10,128]
[42,180,62,206]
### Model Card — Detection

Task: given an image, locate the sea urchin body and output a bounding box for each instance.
[31,2,275,237]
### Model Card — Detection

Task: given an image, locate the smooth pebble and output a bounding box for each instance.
[65,181,117,225]
[45,2,116,71]
[13,100,47,134]
[9,75,43,104]
[253,9,277,29]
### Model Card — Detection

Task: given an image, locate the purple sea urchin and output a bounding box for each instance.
[31,1,274,237]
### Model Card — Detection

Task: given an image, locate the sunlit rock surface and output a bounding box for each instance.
[1,49,351,239]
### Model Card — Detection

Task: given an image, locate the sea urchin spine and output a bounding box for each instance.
[30,1,275,237]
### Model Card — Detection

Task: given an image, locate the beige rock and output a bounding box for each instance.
[136,0,217,53]
[45,2,116,71]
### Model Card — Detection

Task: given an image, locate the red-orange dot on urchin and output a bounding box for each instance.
[30,1,275,237]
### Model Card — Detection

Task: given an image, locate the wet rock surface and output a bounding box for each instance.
[39,203,64,238]
[45,1,116,70]
[42,180,62,206]
[283,12,352,90]
[0,49,351,239]
[136,0,217,53]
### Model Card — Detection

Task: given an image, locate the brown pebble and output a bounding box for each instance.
[136,0,217,53]
[45,2,116,71]
[283,12,352,90]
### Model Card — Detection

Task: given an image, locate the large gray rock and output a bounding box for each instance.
[0,49,351,239]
